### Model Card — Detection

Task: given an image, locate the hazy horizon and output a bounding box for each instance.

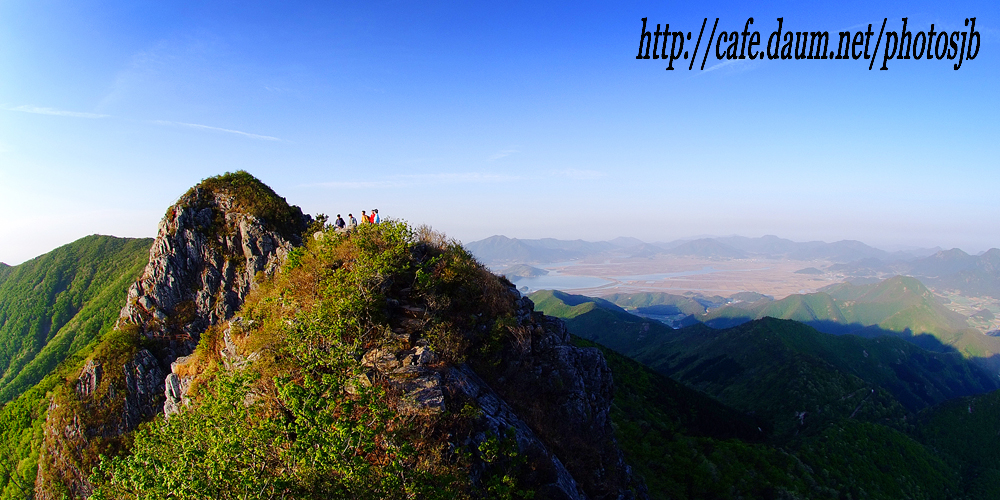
[4,224,993,267]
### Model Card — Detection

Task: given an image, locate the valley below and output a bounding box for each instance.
[474,237,1000,335]
[504,255,843,298]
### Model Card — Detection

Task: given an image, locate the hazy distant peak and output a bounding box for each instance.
[478,234,515,243]
[666,238,747,259]
[981,248,1000,260]
[608,236,645,247]
[936,248,972,259]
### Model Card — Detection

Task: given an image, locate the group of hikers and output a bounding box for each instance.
[332,209,379,231]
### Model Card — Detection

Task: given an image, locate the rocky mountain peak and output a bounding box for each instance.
[35,172,309,500]
[118,171,308,352]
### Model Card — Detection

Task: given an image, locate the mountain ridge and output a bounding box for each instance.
[465,234,954,266]
[15,172,642,500]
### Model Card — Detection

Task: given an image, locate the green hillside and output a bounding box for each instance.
[600,291,709,316]
[699,276,1000,359]
[0,235,151,499]
[577,337,828,499]
[0,370,65,500]
[0,235,152,405]
[704,276,965,331]
[501,264,547,280]
[917,389,1000,497]
[530,290,677,354]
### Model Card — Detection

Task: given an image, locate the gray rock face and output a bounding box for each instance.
[362,346,447,415]
[445,365,585,500]
[118,188,301,350]
[75,360,101,398]
[359,336,590,499]
[379,284,640,499]
[163,355,194,418]
[35,348,167,500]
[122,349,167,431]
[113,186,304,418]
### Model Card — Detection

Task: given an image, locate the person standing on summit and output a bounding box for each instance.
[372,209,380,224]
[334,214,346,230]
[348,213,357,229]
[360,210,369,224]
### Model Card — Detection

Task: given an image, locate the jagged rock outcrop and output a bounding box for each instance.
[35,172,308,499]
[361,345,447,414]
[118,182,306,352]
[358,300,596,499]
[163,356,194,417]
[35,349,167,500]
[487,289,640,500]
[446,365,585,500]
[116,174,306,417]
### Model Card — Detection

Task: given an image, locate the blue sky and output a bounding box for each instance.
[1,0,997,264]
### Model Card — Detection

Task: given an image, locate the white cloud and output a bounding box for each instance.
[489,149,519,161]
[700,58,760,75]
[8,106,109,118]
[150,120,282,141]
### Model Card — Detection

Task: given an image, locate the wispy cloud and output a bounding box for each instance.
[489,149,519,161]
[309,169,608,189]
[700,58,761,75]
[552,168,605,180]
[8,105,109,118]
[309,172,522,189]
[151,120,282,141]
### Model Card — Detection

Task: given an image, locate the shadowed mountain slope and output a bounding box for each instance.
[533,291,1000,418]
[534,291,996,499]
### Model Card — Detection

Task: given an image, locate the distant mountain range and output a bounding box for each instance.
[831,249,1000,298]
[466,235,1000,299]
[909,248,1000,297]
[465,234,946,266]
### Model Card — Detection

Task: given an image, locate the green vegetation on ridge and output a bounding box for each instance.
[698,276,1000,360]
[91,222,548,499]
[176,170,306,241]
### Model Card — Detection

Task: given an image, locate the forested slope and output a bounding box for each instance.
[0,235,151,405]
